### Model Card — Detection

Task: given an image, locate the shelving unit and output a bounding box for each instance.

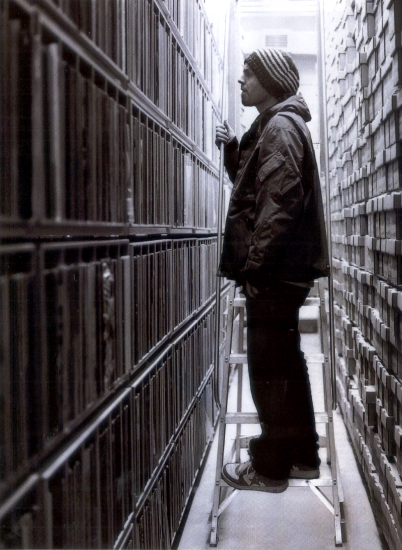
[0,0,231,547]
[324,1,402,548]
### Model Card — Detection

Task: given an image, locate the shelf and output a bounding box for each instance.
[0,220,220,240]
[0,219,128,239]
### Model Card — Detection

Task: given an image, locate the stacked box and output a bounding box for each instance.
[326,0,402,546]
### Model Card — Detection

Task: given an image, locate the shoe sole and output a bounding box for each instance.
[221,470,289,493]
[289,469,320,480]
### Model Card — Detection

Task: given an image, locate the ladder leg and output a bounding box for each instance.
[336,452,346,541]
[235,364,243,463]
[319,279,344,547]
[210,284,236,547]
[321,361,331,465]
[235,303,245,463]
[318,288,331,467]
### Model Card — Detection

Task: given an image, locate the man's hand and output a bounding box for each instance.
[215,120,235,148]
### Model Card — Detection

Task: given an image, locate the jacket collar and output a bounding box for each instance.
[239,94,311,149]
[239,109,274,150]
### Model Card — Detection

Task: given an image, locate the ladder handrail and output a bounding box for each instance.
[214,2,230,409]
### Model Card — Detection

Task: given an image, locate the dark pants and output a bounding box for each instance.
[245,281,320,479]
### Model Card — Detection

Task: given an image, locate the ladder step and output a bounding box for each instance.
[220,478,336,488]
[288,477,335,488]
[225,412,328,424]
[238,436,255,449]
[229,353,247,364]
[237,435,328,449]
[318,434,327,447]
[305,354,325,363]
[225,412,259,424]
[228,353,325,365]
[233,297,246,307]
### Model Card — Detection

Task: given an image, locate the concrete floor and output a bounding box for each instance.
[177,309,386,550]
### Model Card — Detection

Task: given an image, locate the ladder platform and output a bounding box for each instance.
[225,412,328,424]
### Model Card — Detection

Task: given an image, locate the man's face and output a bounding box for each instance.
[238,63,270,107]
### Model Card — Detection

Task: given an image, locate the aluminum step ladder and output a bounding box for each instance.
[210,280,346,547]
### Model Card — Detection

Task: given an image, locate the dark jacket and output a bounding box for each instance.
[219,95,330,286]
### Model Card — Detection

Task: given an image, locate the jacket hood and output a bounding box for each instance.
[268,94,312,123]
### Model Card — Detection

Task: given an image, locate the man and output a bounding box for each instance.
[215,48,330,493]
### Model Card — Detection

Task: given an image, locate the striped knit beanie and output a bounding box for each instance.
[245,48,299,98]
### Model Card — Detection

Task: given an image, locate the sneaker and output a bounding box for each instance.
[289,463,320,479]
[222,461,288,493]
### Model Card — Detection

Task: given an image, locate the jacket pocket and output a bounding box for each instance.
[258,151,302,196]
[257,151,285,182]
[279,178,303,196]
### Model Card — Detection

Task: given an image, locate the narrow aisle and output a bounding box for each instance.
[178,307,385,550]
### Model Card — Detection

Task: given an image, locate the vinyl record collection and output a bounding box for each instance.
[0,0,230,548]
[325,1,402,548]
[0,0,222,235]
